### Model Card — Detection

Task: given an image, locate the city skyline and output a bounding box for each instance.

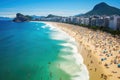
[0,0,120,17]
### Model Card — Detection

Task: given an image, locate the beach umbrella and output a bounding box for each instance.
[118,64,120,68]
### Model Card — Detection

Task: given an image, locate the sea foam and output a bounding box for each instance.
[41,22,89,80]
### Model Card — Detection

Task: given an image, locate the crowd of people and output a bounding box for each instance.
[56,23,120,80]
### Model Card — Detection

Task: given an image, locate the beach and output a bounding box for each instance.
[44,22,120,80]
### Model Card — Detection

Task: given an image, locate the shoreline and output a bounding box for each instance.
[43,21,120,80]
[41,21,89,80]
[36,21,90,80]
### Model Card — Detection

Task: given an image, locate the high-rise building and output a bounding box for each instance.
[117,18,120,30]
[109,15,120,30]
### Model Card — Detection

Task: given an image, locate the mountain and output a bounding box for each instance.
[31,15,45,20]
[0,17,12,20]
[74,14,84,17]
[84,2,120,16]
[13,13,32,22]
[46,14,62,18]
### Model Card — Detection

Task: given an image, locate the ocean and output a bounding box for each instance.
[0,21,89,80]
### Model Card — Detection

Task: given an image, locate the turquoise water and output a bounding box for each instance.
[0,21,89,80]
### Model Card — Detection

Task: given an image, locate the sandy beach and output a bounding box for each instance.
[44,22,120,80]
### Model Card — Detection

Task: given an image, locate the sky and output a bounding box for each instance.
[0,0,120,17]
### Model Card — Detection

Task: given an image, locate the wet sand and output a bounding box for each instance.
[44,22,120,80]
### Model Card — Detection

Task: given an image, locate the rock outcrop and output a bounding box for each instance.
[13,13,32,22]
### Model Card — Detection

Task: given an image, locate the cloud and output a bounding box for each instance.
[0,12,16,17]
